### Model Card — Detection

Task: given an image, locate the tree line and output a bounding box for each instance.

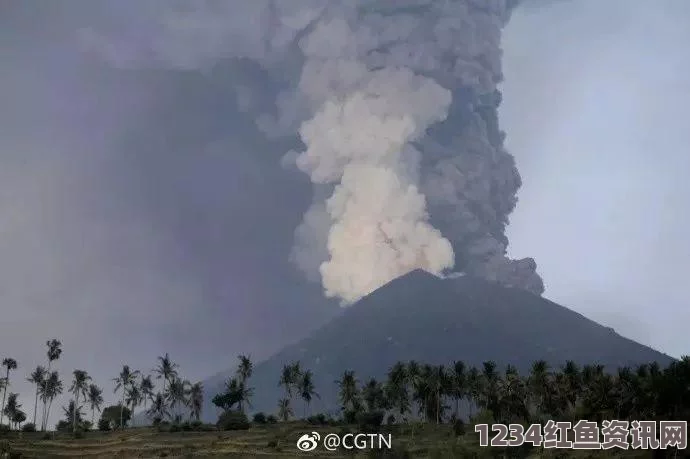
[0,340,204,433]
[1,339,688,435]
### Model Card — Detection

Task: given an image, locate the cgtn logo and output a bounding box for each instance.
[296,432,321,452]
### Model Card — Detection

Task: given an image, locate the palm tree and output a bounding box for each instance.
[385,362,409,422]
[27,366,47,427]
[62,400,84,430]
[362,378,385,412]
[165,377,188,420]
[527,360,550,421]
[279,364,296,399]
[236,355,253,384]
[412,365,432,422]
[451,361,466,420]
[113,365,140,429]
[139,375,155,411]
[146,392,170,423]
[277,398,292,422]
[298,369,319,418]
[188,382,204,421]
[336,370,360,414]
[69,370,91,432]
[0,358,18,426]
[41,371,63,430]
[126,385,142,425]
[86,384,103,426]
[1,393,22,430]
[42,339,62,431]
[466,367,481,417]
[154,353,178,393]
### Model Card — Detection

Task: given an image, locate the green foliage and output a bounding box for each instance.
[216,410,250,431]
[357,410,384,432]
[452,418,465,436]
[97,418,111,431]
[266,414,278,424]
[99,405,131,430]
[252,412,267,424]
[21,423,35,432]
[342,409,358,424]
[306,413,328,425]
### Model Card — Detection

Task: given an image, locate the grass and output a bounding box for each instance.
[0,422,660,458]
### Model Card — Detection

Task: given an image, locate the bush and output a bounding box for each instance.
[21,423,36,432]
[73,430,85,439]
[97,418,111,431]
[307,413,328,425]
[453,419,465,436]
[168,423,181,433]
[216,411,250,431]
[343,410,358,424]
[266,415,278,424]
[0,424,10,432]
[386,414,396,425]
[190,420,203,430]
[181,422,193,431]
[357,411,384,432]
[252,412,267,424]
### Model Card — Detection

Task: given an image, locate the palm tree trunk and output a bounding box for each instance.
[92,408,95,427]
[41,361,52,431]
[33,387,39,426]
[0,371,8,425]
[47,397,55,430]
[120,392,125,429]
[73,394,78,432]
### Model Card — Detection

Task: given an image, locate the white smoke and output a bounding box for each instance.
[287,53,455,303]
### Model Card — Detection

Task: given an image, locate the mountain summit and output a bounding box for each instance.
[201,270,673,420]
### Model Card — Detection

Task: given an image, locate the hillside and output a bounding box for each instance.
[201,269,674,421]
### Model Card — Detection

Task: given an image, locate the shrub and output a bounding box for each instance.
[0,424,10,432]
[181,422,193,431]
[73,430,85,439]
[266,415,278,424]
[191,420,203,430]
[386,414,396,425]
[216,411,250,431]
[343,410,358,424]
[453,419,465,436]
[357,411,384,432]
[168,424,181,433]
[21,423,36,432]
[252,412,267,424]
[97,418,111,431]
[307,413,328,425]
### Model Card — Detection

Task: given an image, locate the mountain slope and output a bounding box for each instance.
[201,269,674,421]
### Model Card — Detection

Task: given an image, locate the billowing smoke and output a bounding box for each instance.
[78,0,544,304]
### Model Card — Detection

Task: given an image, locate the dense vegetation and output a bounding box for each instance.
[0,338,687,456]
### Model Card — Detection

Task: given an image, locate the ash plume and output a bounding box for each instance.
[78,0,544,303]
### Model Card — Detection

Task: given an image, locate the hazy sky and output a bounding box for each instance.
[502,0,690,357]
[1,0,688,427]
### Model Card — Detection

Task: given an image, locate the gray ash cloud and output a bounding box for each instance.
[78,0,544,302]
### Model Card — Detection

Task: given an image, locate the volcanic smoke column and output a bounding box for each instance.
[288,54,456,303]
[77,0,544,304]
[287,1,544,302]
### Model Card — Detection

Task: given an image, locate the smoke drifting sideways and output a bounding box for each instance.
[78,0,544,304]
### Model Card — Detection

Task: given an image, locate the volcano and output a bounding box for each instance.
[200,269,673,421]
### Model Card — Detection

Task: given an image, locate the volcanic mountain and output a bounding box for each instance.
[200,270,673,421]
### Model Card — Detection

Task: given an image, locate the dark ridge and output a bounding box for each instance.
[200,269,674,420]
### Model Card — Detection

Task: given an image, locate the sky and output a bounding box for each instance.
[1,0,689,428]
